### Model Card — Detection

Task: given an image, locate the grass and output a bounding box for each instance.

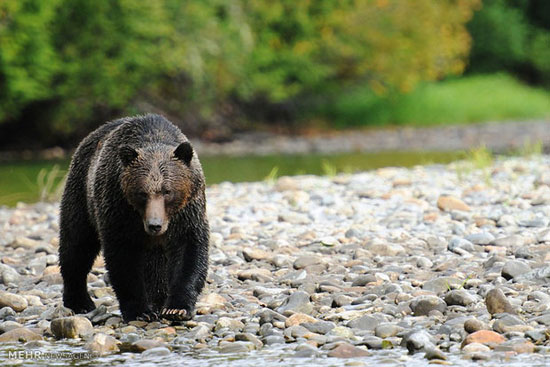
[318,73,550,128]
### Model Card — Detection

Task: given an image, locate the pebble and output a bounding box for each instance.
[284,313,317,327]
[85,333,120,355]
[464,318,489,334]
[461,330,506,348]
[401,330,435,353]
[130,339,167,352]
[0,263,20,284]
[501,260,532,280]
[141,346,171,357]
[0,327,43,342]
[410,295,447,316]
[485,288,515,315]
[437,195,471,212]
[0,291,28,312]
[302,321,335,335]
[374,323,403,338]
[445,290,477,307]
[327,343,370,358]
[51,316,94,339]
[276,291,313,315]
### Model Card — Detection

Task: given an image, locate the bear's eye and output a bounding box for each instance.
[163,190,172,198]
[136,192,148,201]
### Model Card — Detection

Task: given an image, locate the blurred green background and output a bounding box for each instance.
[1,0,549,149]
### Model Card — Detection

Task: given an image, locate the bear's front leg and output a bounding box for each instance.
[103,244,157,322]
[161,225,209,322]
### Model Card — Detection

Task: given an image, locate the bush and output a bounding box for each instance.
[0,0,481,140]
[467,0,550,85]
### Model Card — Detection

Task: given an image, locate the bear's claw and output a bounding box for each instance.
[135,311,158,322]
[160,308,189,321]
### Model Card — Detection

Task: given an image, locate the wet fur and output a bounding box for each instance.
[59,114,209,322]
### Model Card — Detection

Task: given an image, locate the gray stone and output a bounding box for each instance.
[85,333,119,355]
[185,324,211,340]
[501,260,531,280]
[50,316,94,339]
[0,291,28,312]
[485,288,515,315]
[465,232,495,245]
[424,346,447,360]
[448,237,475,254]
[365,240,405,256]
[0,327,43,342]
[215,317,244,332]
[401,330,435,353]
[374,323,402,338]
[276,291,313,315]
[531,313,550,326]
[529,291,550,303]
[263,335,285,345]
[0,264,20,285]
[493,314,526,333]
[142,347,171,357]
[0,320,23,333]
[445,290,477,306]
[293,255,322,269]
[516,266,550,283]
[302,321,335,335]
[361,336,384,350]
[525,329,547,343]
[347,315,380,331]
[410,296,446,316]
[490,235,525,247]
[351,274,378,287]
[258,308,286,325]
[464,318,489,334]
[423,277,462,294]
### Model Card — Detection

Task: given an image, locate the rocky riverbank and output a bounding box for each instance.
[1,120,549,162]
[192,119,550,156]
[2,156,550,365]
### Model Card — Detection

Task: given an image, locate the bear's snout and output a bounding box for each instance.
[144,196,168,236]
[146,218,164,235]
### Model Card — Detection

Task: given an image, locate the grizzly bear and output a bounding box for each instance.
[59,114,209,322]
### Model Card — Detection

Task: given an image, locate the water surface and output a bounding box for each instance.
[0,151,463,207]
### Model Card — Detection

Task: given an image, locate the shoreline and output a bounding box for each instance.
[0,119,548,162]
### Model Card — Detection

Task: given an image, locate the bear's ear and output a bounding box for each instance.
[119,145,138,166]
[174,142,193,165]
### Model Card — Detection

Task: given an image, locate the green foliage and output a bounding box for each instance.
[467,0,550,85]
[317,74,550,128]
[0,0,61,121]
[0,0,481,137]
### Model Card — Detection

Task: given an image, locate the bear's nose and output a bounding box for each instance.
[146,218,163,235]
[148,224,162,233]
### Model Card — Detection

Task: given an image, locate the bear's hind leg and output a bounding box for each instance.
[59,226,100,313]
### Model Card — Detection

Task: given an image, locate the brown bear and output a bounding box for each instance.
[59,114,209,322]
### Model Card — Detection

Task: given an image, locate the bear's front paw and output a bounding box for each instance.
[160,307,194,321]
[135,310,158,322]
[122,308,158,323]
[63,295,96,314]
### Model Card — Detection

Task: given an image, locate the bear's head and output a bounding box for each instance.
[118,141,196,236]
